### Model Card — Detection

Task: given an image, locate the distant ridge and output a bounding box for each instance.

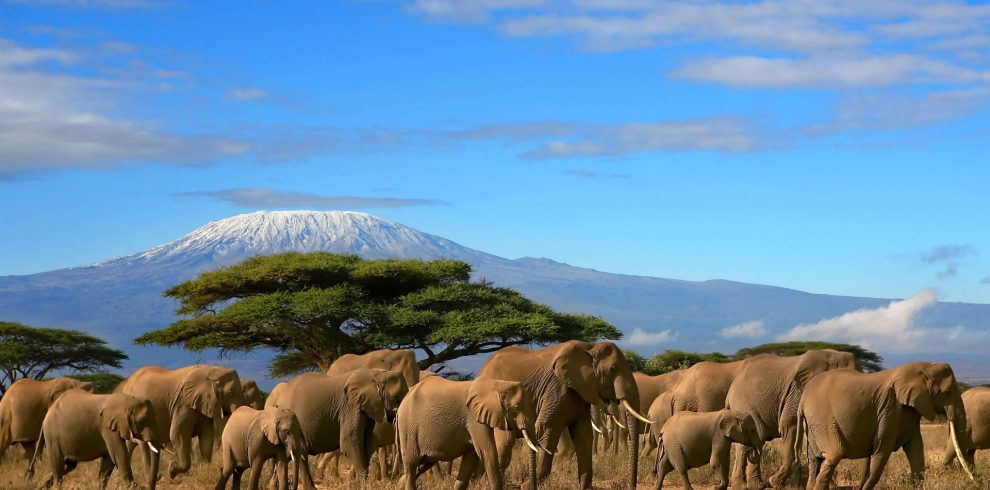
[2,210,989,385]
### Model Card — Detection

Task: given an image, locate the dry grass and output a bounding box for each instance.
[0,424,983,489]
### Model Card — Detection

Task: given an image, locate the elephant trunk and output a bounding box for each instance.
[946,401,976,482]
[148,445,160,490]
[278,456,289,490]
[627,411,639,489]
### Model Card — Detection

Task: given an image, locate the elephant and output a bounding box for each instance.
[395,375,549,490]
[216,406,307,490]
[29,389,163,490]
[476,341,650,490]
[724,349,856,489]
[942,386,990,470]
[327,349,420,388]
[798,361,974,490]
[668,359,748,414]
[653,409,763,490]
[0,377,94,465]
[115,364,245,479]
[265,368,408,490]
[241,380,266,410]
[634,370,685,456]
[647,392,676,436]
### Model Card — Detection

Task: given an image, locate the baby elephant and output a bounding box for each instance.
[653,410,761,490]
[216,406,306,490]
[30,389,163,490]
[396,376,550,490]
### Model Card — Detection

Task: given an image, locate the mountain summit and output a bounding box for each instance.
[97,210,496,269]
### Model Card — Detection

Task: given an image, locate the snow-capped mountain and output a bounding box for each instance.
[97,210,497,268]
[2,209,990,386]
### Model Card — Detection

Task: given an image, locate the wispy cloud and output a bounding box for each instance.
[174,188,447,209]
[980,276,990,285]
[0,38,250,175]
[917,244,977,280]
[670,55,989,89]
[563,169,630,179]
[228,87,268,100]
[625,328,678,346]
[720,320,767,339]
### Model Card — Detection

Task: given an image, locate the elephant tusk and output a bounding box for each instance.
[162,447,177,456]
[289,449,295,462]
[147,441,159,454]
[622,399,653,425]
[521,429,541,454]
[590,420,604,434]
[610,414,627,430]
[950,419,976,482]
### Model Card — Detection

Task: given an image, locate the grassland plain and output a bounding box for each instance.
[0,423,981,489]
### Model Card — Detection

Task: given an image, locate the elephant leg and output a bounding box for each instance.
[215,462,233,490]
[453,449,480,490]
[199,420,217,463]
[376,447,388,479]
[248,458,265,490]
[654,449,673,490]
[468,422,503,490]
[770,428,796,488]
[534,424,563,483]
[860,452,892,490]
[811,455,840,490]
[903,434,925,488]
[493,428,516,470]
[678,464,694,490]
[570,415,595,490]
[98,456,115,488]
[297,455,317,490]
[730,443,748,489]
[744,446,767,490]
[168,413,197,479]
[107,438,133,484]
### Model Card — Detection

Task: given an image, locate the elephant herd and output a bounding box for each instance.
[0,342,988,490]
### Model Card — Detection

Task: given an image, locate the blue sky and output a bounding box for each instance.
[1,0,989,304]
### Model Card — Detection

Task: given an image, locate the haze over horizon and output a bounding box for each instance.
[2,1,989,307]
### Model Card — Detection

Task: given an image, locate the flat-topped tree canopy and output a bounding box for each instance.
[0,321,128,394]
[137,252,620,377]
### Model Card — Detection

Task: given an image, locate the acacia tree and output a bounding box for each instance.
[0,321,128,395]
[136,252,620,376]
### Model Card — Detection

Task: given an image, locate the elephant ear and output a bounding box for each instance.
[717,411,739,439]
[101,402,133,441]
[466,379,511,430]
[345,371,386,423]
[552,343,603,406]
[260,410,280,446]
[893,368,937,421]
[174,369,222,419]
[48,378,79,403]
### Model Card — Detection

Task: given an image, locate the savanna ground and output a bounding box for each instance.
[0,423,982,489]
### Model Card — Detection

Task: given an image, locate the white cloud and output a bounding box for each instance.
[228,87,268,100]
[625,328,678,346]
[778,290,937,352]
[670,55,989,88]
[0,39,250,174]
[720,320,767,339]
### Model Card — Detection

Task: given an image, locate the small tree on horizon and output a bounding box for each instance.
[136,252,620,377]
[0,321,128,395]
[734,341,884,372]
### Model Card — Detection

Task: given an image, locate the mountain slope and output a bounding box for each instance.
[1,210,988,384]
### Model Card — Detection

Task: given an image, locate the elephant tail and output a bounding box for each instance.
[393,415,403,475]
[27,429,43,478]
[795,403,808,477]
[0,400,11,455]
[653,434,664,475]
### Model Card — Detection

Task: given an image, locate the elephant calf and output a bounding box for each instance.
[653,410,761,490]
[396,376,549,490]
[216,406,306,490]
[29,389,163,490]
